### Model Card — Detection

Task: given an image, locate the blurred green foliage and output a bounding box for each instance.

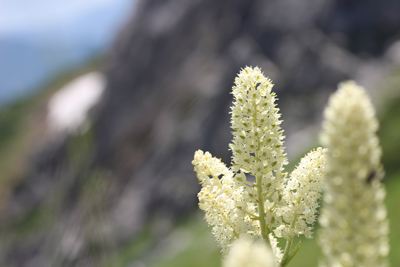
[379,69,400,176]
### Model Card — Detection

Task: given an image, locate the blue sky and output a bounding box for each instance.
[0,0,136,105]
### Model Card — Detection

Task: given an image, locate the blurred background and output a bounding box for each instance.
[0,0,400,266]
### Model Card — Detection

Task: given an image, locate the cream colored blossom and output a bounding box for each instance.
[223,238,277,267]
[229,67,289,242]
[192,150,258,254]
[269,233,284,263]
[230,66,287,179]
[318,81,389,267]
[274,147,327,239]
[192,67,327,263]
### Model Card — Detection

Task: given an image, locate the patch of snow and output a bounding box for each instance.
[47,72,104,133]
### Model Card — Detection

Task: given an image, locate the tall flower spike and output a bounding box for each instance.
[318,81,389,267]
[230,66,287,177]
[193,67,327,264]
[230,67,288,241]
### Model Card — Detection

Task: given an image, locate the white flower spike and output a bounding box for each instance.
[318,81,389,267]
[192,67,327,266]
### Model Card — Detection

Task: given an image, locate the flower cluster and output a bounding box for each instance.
[275,147,327,240]
[192,67,327,264]
[318,81,389,267]
[193,150,260,254]
[230,66,287,179]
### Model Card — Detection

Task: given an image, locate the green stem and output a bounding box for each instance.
[245,210,259,219]
[251,93,271,247]
[244,181,256,187]
[280,214,298,266]
[256,175,270,246]
[263,191,273,201]
[282,237,293,262]
[281,239,302,267]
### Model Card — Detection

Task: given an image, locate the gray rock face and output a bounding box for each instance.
[2,0,400,265]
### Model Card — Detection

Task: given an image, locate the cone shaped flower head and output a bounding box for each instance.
[318,81,389,267]
[192,67,327,264]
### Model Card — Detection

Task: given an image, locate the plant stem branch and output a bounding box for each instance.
[280,215,298,266]
[282,238,293,262]
[256,175,270,246]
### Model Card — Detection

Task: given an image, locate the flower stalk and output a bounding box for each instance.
[192,67,327,265]
[257,174,270,243]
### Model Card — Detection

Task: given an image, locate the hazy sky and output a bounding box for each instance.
[0,0,130,34]
[0,0,136,104]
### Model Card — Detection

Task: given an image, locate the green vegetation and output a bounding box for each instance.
[105,215,221,267]
[150,218,221,267]
[379,69,400,177]
[104,227,155,267]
